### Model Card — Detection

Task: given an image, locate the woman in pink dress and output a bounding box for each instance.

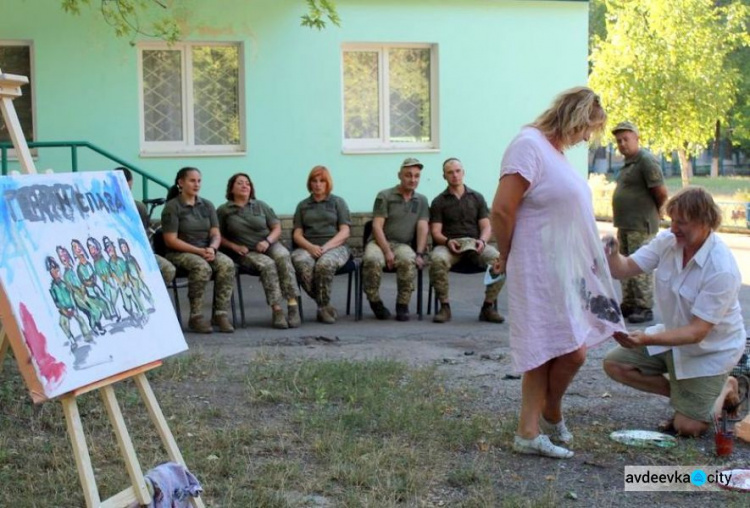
[491,87,624,458]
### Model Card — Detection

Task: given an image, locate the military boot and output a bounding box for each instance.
[433,302,452,323]
[212,313,235,333]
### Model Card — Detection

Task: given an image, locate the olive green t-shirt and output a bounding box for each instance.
[161,196,219,250]
[429,186,489,240]
[372,186,429,245]
[612,149,665,233]
[293,194,351,246]
[217,200,279,250]
[135,200,149,231]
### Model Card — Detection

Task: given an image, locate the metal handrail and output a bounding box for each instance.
[0,140,170,200]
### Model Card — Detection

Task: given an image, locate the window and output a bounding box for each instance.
[0,42,34,148]
[138,42,244,155]
[342,44,438,152]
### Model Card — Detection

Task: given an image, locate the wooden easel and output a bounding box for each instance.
[0,70,204,508]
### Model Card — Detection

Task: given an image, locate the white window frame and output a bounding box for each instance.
[137,41,246,157]
[341,43,439,153]
[0,40,36,159]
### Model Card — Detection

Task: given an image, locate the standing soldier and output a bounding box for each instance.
[429,158,505,324]
[611,121,668,324]
[47,256,93,351]
[363,157,429,321]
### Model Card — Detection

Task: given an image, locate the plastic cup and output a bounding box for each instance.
[716,431,734,457]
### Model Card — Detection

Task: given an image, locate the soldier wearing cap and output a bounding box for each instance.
[363,157,429,321]
[611,121,668,324]
[429,157,505,324]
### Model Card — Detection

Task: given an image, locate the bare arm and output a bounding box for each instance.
[371,217,391,254]
[322,224,351,252]
[490,173,529,273]
[650,184,668,217]
[615,316,714,348]
[415,219,429,269]
[430,221,447,246]
[603,235,645,279]
[477,217,492,253]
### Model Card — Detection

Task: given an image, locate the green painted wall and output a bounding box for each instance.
[1,0,589,213]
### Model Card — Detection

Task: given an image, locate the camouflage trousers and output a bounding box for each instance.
[237,243,299,307]
[291,245,350,306]
[165,251,235,317]
[155,254,176,285]
[362,241,418,305]
[429,244,504,303]
[617,229,654,310]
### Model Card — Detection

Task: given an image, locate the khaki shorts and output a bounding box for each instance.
[605,346,727,423]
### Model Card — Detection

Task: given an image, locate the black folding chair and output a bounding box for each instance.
[152,228,237,329]
[359,220,423,320]
[426,255,497,314]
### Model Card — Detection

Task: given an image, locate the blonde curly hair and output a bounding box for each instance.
[532,86,606,150]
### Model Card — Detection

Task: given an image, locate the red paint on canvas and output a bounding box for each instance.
[20,302,65,387]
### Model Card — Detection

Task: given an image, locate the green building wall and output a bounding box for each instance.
[1,0,589,213]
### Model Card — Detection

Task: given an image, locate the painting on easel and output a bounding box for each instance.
[0,170,187,401]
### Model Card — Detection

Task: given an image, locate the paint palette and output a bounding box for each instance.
[718,469,750,492]
[610,430,677,448]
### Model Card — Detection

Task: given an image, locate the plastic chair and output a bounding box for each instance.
[360,220,423,320]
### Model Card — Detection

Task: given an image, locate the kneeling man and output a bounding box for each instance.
[603,187,744,436]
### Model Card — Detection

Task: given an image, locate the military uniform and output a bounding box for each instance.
[291,194,351,307]
[162,196,235,319]
[363,186,429,305]
[612,149,664,312]
[135,198,177,285]
[429,186,504,303]
[218,200,299,307]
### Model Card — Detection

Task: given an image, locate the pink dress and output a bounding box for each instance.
[500,127,625,373]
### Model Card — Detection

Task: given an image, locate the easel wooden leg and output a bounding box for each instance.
[100,385,152,506]
[0,328,9,374]
[133,373,206,508]
[62,396,102,508]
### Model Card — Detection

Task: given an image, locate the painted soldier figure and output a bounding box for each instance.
[57,245,106,336]
[47,256,93,351]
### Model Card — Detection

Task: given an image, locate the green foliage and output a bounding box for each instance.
[301,0,341,30]
[60,0,340,42]
[590,0,750,160]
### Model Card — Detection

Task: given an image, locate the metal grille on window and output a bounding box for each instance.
[388,48,431,143]
[192,46,240,146]
[343,51,380,139]
[142,49,183,142]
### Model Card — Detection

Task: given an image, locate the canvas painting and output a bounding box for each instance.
[0,171,187,401]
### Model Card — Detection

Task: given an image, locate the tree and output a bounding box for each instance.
[589,0,749,186]
[60,0,339,42]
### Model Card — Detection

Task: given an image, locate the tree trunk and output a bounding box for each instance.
[710,119,720,178]
[677,149,691,187]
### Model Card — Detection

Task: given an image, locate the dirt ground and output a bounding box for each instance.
[167,223,750,506]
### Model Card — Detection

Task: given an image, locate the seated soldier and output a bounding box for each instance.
[429,158,505,324]
[363,157,429,321]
